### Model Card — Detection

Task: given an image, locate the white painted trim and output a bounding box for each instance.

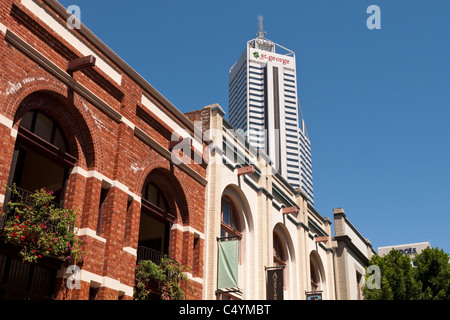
[0,193,4,205]
[78,270,134,297]
[127,192,141,204]
[69,167,141,203]
[185,272,203,285]
[120,116,135,130]
[76,227,106,243]
[0,22,7,34]
[0,114,18,138]
[21,0,122,85]
[69,166,88,177]
[10,128,18,138]
[123,246,137,256]
[171,223,205,239]
[0,114,13,128]
[57,267,134,297]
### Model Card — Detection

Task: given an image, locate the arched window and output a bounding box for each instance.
[220,197,241,239]
[273,234,286,267]
[217,196,242,300]
[310,253,323,292]
[273,233,287,289]
[310,261,320,291]
[143,182,169,213]
[7,110,76,206]
[19,110,69,153]
[1,103,79,300]
[138,180,173,263]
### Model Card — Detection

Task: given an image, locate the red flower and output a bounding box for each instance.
[37,255,41,258]
[20,236,25,241]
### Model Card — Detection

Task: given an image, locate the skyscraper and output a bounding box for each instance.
[228,17,313,203]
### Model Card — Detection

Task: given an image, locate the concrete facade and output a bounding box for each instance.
[332,208,376,300]
[186,104,335,300]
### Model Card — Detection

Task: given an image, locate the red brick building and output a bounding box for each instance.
[0,0,207,300]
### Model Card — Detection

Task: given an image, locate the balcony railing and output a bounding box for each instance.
[136,246,164,265]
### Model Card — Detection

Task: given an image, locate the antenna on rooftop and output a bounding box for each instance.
[257,15,266,39]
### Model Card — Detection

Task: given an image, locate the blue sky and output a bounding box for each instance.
[58,0,450,254]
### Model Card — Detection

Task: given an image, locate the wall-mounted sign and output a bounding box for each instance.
[251,50,292,66]
[266,267,284,300]
[306,291,322,300]
[398,247,417,255]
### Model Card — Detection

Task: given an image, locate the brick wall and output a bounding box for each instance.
[0,0,206,300]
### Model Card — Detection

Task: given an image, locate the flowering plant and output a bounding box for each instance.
[134,256,193,300]
[0,184,86,263]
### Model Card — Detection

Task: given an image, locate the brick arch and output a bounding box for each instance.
[5,80,103,170]
[2,77,103,170]
[2,77,68,119]
[140,165,190,225]
[12,90,97,170]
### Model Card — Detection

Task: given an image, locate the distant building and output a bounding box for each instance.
[378,242,430,266]
[228,17,313,204]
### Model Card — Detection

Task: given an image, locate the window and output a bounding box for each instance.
[193,234,201,277]
[217,196,243,300]
[220,197,241,239]
[273,233,287,289]
[143,182,168,212]
[138,181,172,260]
[96,186,109,236]
[356,272,363,300]
[89,285,99,300]
[7,110,75,207]
[19,110,69,153]
[310,260,320,291]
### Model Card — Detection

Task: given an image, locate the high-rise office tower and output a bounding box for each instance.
[228,17,314,203]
